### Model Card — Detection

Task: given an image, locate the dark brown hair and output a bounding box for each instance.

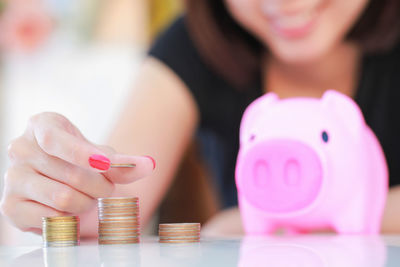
[185,0,400,89]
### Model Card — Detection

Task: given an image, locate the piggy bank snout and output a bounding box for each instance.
[237,140,324,213]
[254,157,303,188]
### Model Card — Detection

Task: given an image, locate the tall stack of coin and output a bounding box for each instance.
[42,216,80,247]
[98,197,140,244]
[159,223,201,243]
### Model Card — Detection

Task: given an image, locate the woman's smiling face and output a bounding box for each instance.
[224,0,368,63]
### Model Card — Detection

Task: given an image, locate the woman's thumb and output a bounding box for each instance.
[102,153,156,184]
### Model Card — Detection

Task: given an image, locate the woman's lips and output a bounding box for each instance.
[261,0,322,39]
[269,10,318,39]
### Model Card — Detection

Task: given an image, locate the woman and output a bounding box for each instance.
[1,0,400,236]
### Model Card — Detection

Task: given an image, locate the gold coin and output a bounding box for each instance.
[42,216,79,247]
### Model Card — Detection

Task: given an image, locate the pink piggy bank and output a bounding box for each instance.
[235,90,388,234]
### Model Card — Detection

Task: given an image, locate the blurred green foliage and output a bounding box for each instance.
[0,0,5,14]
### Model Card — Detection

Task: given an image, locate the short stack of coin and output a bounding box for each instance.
[42,216,80,247]
[98,197,140,244]
[159,223,201,243]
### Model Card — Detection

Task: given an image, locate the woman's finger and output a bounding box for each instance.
[8,167,95,214]
[104,154,155,184]
[29,151,114,198]
[8,135,115,198]
[31,117,110,171]
[32,121,156,181]
[1,199,64,231]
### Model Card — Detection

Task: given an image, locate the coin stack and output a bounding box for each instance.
[42,216,80,247]
[98,197,140,244]
[159,223,201,243]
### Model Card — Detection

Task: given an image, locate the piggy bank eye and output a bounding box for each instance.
[249,134,256,142]
[321,131,329,143]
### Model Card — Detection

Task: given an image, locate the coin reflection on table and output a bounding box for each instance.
[98,244,140,267]
[159,241,202,259]
[43,247,78,267]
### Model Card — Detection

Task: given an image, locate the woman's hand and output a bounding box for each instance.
[0,112,154,234]
[202,207,244,237]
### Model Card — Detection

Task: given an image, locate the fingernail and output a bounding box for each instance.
[89,154,110,171]
[145,156,156,170]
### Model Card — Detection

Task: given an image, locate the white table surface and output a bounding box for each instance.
[1,235,400,267]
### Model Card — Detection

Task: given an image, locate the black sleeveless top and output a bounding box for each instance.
[149,16,400,208]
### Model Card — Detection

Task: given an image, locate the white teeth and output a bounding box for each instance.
[273,10,314,29]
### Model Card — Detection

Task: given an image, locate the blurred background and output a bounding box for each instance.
[0,0,183,246]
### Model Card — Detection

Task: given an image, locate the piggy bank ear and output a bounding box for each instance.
[322,90,365,137]
[240,92,279,144]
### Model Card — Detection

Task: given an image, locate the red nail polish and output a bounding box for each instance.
[145,156,156,170]
[89,154,110,171]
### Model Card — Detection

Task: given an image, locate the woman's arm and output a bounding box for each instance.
[381,185,400,233]
[79,56,199,236]
[94,0,149,46]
